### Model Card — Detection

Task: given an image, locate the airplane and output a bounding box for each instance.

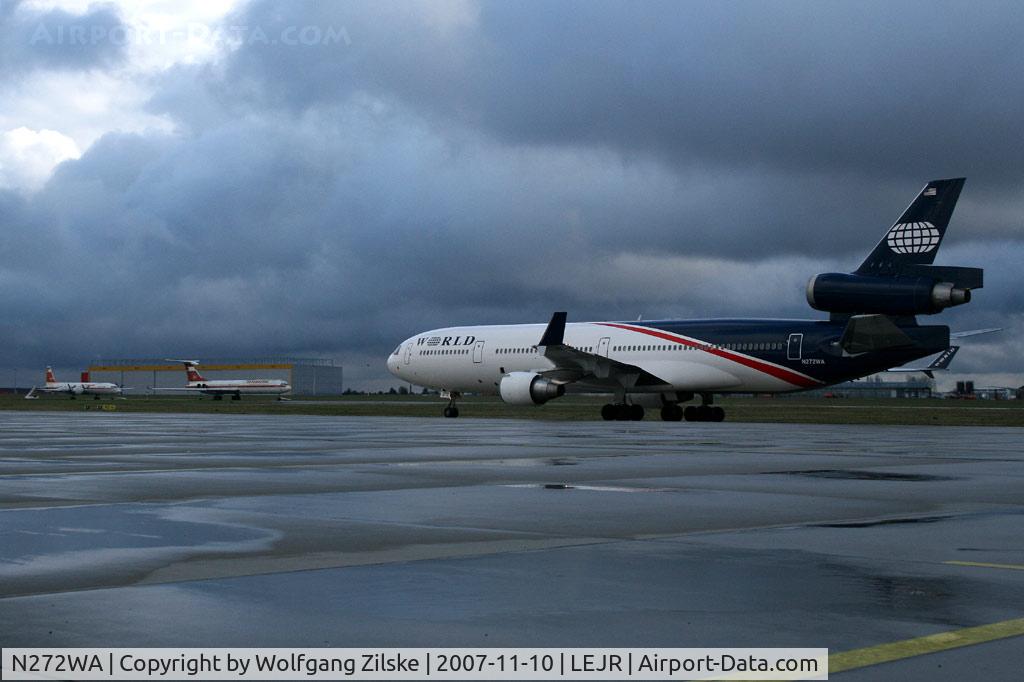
[387,177,993,421]
[151,360,291,400]
[25,367,125,399]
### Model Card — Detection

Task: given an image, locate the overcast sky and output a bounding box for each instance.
[1,0,1021,390]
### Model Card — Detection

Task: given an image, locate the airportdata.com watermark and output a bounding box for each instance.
[2,648,828,680]
[27,22,351,48]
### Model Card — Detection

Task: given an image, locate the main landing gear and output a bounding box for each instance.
[660,403,684,421]
[683,405,725,422]
[600,403,645,421]
[683,394,725,422]
[601,394,726,422]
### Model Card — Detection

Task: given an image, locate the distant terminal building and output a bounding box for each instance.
[799,375,934,399]
[88,357,343,396]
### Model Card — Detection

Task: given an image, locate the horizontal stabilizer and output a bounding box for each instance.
[840,314,915,354]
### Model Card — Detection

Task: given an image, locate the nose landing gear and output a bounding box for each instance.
[442,391,461,418]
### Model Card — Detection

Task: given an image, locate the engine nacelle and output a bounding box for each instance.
[499,372,565,406]
[70,384,85,395]
[806,273,971,315]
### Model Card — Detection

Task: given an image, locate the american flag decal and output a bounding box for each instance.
[923,187,937,196]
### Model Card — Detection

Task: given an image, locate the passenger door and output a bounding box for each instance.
[473,341,485,363]
[787,333,803,361]
[598,337,610,357]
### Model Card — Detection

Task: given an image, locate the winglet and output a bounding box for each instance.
[538,311,567,347]
[929,345,959,371]
[919,347,959,378]
[887,345,960,377]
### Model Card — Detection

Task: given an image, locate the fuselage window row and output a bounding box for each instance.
[610,342,784,352]
[417,342,788,357]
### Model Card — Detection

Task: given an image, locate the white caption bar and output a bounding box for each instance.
[1,648,827,680]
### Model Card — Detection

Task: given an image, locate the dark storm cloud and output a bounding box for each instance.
[222,1,1024,180]
[0,0,126,76]
[1,0,1021,386]
[213,0,1024,253]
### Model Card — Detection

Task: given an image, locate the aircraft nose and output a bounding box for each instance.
[387,351,401,378]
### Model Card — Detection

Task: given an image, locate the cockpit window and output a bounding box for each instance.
[392,346,402,355]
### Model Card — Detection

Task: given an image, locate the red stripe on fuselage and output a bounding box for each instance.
[598,322,821,389]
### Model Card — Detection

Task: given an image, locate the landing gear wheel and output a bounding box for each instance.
[443,406,459,418]
[684,405,696,421]
[601,404,616,421]
[629,404,645,421]
[711,406,725,422]
[615,404,631,421]
[661,404,683,421]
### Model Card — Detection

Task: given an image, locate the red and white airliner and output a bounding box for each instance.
[25,367,125,399]
[153,360,292,400]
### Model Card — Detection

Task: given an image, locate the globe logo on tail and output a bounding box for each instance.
[886,221,940,254]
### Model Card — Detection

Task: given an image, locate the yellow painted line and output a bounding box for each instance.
[829,617,1024,674]
[945,560,1024,571]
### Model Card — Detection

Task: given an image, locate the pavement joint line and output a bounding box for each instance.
[944,560,1024,571]
[828,616,1024,674]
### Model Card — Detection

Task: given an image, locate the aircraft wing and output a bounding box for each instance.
[950,327,1002,339]
[536,312,670,388]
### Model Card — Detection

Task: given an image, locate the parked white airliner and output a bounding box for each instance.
[387,178,990,421]
[153,360,291,400]
[25,367,125,399]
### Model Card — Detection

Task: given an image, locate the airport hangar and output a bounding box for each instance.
[87,357,344,396]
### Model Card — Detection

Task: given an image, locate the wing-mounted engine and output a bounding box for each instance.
[499,372,565,405]
[70,384,85,395]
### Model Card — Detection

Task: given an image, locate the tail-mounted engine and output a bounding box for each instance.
[807,266,982,316]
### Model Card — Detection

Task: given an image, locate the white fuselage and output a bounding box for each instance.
[387,321,820,396]
[45,382,122,396]
[187,379,291,395]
